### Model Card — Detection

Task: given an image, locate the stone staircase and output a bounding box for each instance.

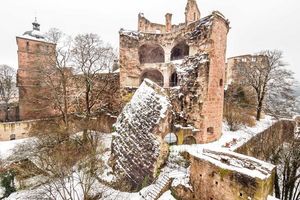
[141,173,171,200]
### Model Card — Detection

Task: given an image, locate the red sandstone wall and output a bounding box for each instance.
[120,12,229,144]
[188,155,274,200]
[235,120,295,161]
[200,15,229,143]
[16,37,56,120]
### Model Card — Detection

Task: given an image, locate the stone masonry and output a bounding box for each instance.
[119,0,229,143]
[16,21,56,120]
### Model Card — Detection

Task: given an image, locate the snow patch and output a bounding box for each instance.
[0,138,32,160]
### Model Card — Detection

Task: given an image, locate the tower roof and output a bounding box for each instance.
[32,17,40,31]
[22,17,45,40]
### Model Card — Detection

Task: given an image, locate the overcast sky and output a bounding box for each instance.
[0,0,300,80]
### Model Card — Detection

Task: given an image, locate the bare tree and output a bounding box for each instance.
[45,28,74,129]
[0,65,17,122]
[271,141,300,200]
[32,28,75,130]
[71,33,116,136]
[237,50,295,120]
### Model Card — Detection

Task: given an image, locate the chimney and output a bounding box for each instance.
[165,13,172,33]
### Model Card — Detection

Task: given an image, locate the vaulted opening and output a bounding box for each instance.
[140,69,164,87]
[139,44,165,64]
[207,127,214,135]
[183,136,197,144]
[170,72,178,87]
[10,134,16,140]
[171,41,189,61]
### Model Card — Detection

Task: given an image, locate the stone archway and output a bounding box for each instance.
[171,41,189,61]
[183,136,197,144]
[139,44,165,64]
[140,69,164,87]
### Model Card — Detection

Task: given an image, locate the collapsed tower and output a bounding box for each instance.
[119,0,230,143]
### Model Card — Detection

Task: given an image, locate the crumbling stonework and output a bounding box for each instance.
[111,79,171,190]
[119,0,229,144]
[188,149,275,200]
[225,54,269,87]
[235,120,296,161]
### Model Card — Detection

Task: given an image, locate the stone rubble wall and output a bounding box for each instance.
[235,120,295,161]
[0,113,117,141]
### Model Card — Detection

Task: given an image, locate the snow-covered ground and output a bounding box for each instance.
[267,195,280,200]
[0,116,277,199]
[171,115,275,155]
[0,138,32,160]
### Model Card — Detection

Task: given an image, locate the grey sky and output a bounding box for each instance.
[0,0,300,80]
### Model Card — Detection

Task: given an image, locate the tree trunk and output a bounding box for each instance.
[275,169,281,199]
[5,103,9,122]
[256,100,263,121]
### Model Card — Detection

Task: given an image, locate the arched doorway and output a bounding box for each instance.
[183,136,197,144]
[170,72,178,87]
[139,44,165,64]
[171,41,189,61]
[140,69,164,87]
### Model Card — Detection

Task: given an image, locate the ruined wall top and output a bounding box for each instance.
[196,148,275,180]
[137,0,204,34]
[185,0,201,24]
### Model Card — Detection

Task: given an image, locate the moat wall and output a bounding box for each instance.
[235,120,296,161]
[0,114,117,141]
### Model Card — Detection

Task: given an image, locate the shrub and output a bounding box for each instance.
[0,170,16,198]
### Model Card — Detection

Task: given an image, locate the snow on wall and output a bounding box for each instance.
[175,53,209,83]
[186,14,213,40]
[197,148,275,180]
[119,29,144,40]
[111,79,171,187]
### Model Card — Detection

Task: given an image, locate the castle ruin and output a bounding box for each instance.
[119,0,229,144]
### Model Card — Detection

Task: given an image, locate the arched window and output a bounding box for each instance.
[171,41,189,61]
[170,72,178,87]
[139,44,165,64]
[140,69,164,87]
[183,136,197,144]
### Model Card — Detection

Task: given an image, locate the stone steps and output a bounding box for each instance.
[142,174,171,200]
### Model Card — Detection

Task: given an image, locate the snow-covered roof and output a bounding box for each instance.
[17,29,48,43]
[193,148,275,180]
